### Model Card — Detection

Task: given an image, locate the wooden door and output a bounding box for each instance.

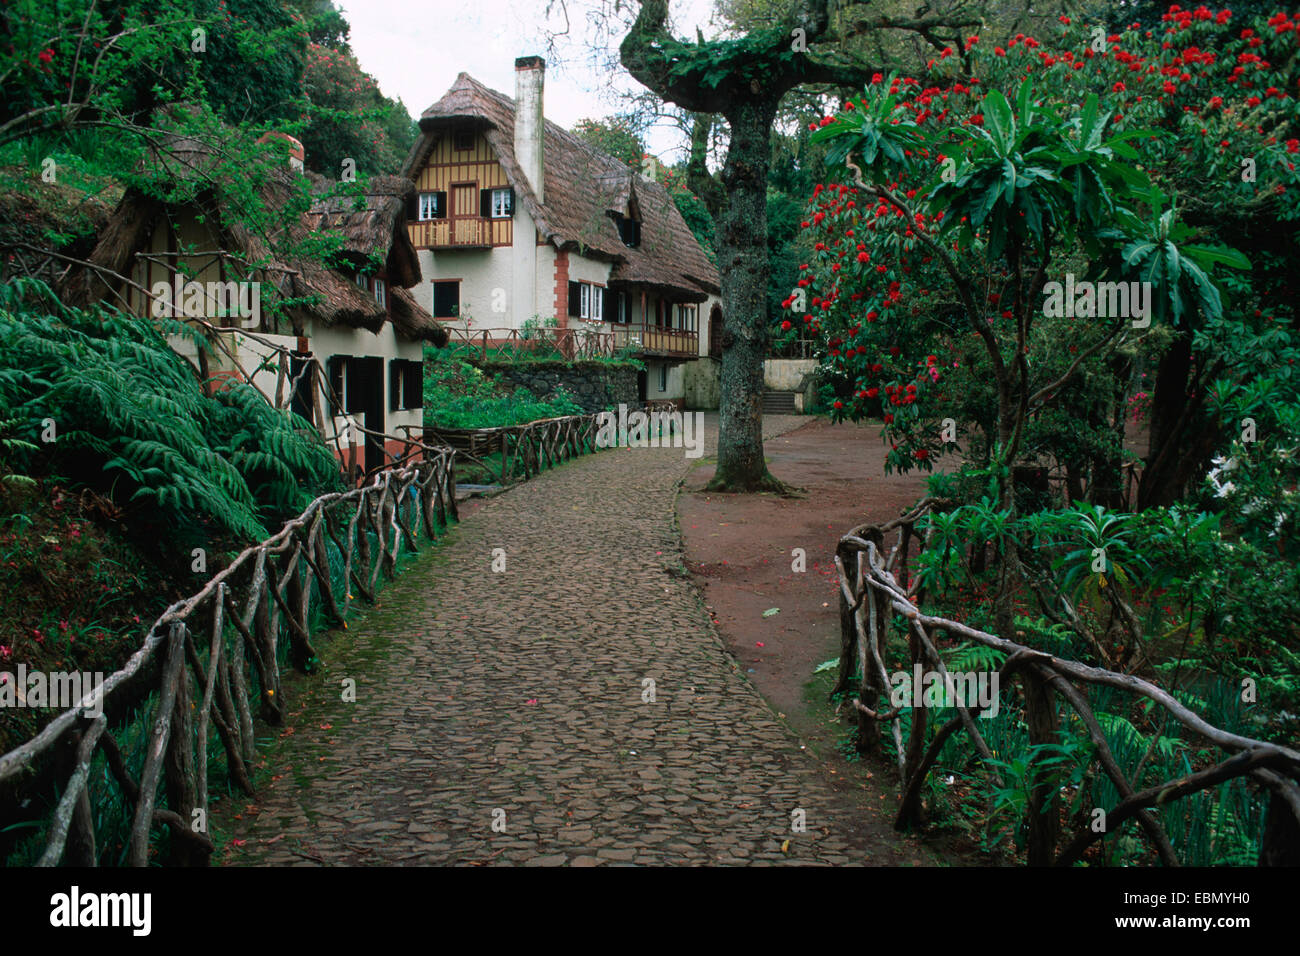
[450,182,477,244]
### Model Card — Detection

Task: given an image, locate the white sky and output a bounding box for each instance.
[338,0,721,163]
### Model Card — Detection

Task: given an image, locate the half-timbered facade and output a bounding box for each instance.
[402,58,722,406]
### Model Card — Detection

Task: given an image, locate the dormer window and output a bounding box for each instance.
[454,127,474,151]
[613,210,641,248]
[354,272,368,290]
[374,277,386,308]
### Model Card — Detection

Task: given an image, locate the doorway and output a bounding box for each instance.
[345,356,385,473]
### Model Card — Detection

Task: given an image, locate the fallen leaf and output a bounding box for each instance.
[762,608,780,618]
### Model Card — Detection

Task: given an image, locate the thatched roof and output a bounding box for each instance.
[389,285,448,345]
[304,175,421,288]
[66,132,438,342]
[403,72,720,300]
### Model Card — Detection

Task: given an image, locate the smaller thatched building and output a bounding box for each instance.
[67,127,446,473]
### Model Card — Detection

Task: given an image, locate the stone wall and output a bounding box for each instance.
[477,360,639,414]
[683,357,721,410]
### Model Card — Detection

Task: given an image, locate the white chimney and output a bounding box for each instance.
[514,56,544,203]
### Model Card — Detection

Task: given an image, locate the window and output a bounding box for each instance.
[614,291,629,324]
[617,215,641,248]
[658,364,668,392]
[389,359,424,411]
[481,187,515,219]
[490,188,513,219]
[433,280,459,318]
[454,128,474,151]
[417,192,444,221]
[373,278,386,308]
[568,281,604,321]
[354,272,368,291]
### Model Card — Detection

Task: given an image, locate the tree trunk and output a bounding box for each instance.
[710,98,779,491]
[1139,332,1193,507]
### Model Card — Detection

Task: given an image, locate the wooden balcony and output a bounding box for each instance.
[611,323,698,358]
[408,217,507,250]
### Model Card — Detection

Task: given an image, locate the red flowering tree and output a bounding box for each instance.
[789,5,1296,509]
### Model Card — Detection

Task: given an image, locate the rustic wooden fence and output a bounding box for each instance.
[425,412,601,485]
[834,498,1300,866]
[0,440,457,867]
[445,326,617,362]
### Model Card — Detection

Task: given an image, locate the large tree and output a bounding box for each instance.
[619,0,994,490]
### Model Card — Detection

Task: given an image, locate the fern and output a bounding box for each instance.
[0,277,342,543]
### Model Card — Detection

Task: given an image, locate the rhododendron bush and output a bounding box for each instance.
[788,5,1297,508]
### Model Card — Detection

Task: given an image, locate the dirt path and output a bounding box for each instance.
[215,414,934,866]
[680,416,957,861]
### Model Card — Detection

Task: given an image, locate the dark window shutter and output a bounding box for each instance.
[405,192,418,223]
[632,220,642,247]
[506,188,515,216]
[602,288,611,322]
[435,191,447,218]
[480,188,491,218]
[404,361,423,410]
[344,357,365,414]
[568,281,581,317]
[389,360,402,411]
[327,356,345,416]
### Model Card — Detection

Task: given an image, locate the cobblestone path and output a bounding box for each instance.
[222,416,926,866]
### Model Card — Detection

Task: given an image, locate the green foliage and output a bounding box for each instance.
[0,0,408,177]
[0,279,340,542]
[422,351,584,430]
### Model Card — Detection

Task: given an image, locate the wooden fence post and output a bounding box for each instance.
[1022,669,1061,866]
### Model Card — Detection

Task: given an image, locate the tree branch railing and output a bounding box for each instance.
[425,412,606,485]
[444,326,618,362]
[0,437,458,867]
[834,499,1300,866]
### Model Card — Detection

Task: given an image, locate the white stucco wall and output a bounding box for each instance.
[415,246,514,333]
[310,324,423,447]
[644,359,684,401]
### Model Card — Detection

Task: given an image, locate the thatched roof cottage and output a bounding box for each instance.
[68,128,446,473]
[403,58,723,407]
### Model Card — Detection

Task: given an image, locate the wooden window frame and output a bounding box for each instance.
[453,127,474,152]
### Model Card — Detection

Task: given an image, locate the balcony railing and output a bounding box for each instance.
[444,324,700,362]
[410,217,494,249]
[611,323,698,358]
[446,327,615,362]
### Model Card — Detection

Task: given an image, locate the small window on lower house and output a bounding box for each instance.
[374,278,386,308]
[579,282,590,319]
[433,280,459,318]
[658,364,667,392]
